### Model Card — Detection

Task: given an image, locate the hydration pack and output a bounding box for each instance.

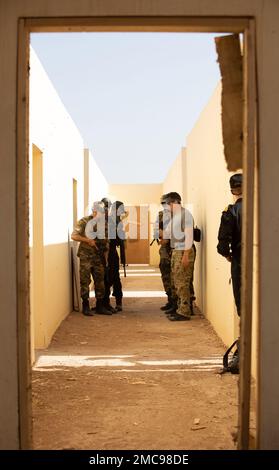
[193,226,201,242]
[220,338,240,374]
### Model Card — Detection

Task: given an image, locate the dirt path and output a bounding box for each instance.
[32,267,238,450]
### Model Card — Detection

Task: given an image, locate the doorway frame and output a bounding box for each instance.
[17,16,258,449]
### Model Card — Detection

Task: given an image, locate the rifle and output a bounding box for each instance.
[100,248,110,283]
[119,240,127,277]
[104,264,110,284]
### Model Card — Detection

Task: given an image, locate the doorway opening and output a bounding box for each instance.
[17,17,258,450]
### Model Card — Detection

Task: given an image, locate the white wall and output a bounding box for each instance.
[84,148,109,215]
[29,48,108,349]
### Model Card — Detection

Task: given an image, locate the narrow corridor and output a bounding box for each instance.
[32,266,238,449]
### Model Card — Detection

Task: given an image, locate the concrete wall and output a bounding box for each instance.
[109,184,162,265]
[29,49,108,350]
[1,0,279,450]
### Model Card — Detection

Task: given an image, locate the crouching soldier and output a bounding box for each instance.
[71,201,112,316]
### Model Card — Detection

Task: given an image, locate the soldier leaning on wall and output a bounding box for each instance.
[71,201,112,316]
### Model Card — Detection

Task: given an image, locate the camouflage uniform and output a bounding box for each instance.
[104,211,124,307]
[154,210,172,296]
[159,244,172,294]
[73,216,108,300]
[169,206,194,319]
[171,247,195,318]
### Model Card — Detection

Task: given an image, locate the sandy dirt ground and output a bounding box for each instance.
[32,267,239,450]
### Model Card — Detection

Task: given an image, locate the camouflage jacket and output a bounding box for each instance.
[72,215,108,257]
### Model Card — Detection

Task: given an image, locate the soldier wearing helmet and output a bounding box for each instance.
[217,173,242,316]
[71,201,111,316]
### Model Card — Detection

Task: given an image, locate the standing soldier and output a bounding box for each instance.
[153,194,173,311]
[102,199,127,312]
[217,173,242,316]
[71,202,112,316]
[165,192,195,321]
[217,173,242,373]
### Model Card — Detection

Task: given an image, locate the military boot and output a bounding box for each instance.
[103,302,117,314]
[82,298,94,316]
[168,313,190,321]
[95,300,112,315]
[115,298,123,312]
[160,292,173,311]
[190,296,196,316]
[164,300,177,315]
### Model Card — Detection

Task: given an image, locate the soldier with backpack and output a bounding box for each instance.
[102,199,127,313]
[71,201,112,316]
[217,173,242,373]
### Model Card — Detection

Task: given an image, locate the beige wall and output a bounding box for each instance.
[109,184,163,266]
[29,48,83,349]
[161,85,239,345]
[166,83,258,376]
[163,147,186,203]
[30,145,45,360]
[184,84,240,346]
[84,148,109,215]
[1,0,279,450]
[29,49,108,350]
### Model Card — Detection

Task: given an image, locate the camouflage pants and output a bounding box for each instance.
[79,252,105,300]
[171,247,195,318]
[159,245,172,294]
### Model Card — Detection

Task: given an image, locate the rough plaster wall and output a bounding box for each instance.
[256,0,279,449]
[0,3,20,450]
[215,34,243,171]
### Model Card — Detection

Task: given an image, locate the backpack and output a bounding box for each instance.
[193,226,201,242]
[220,338,240,374]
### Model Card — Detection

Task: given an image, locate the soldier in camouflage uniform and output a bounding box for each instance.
[153,194,173,310]
[71,202,112,316]
[101,198,126,313]
[164,192,195,321]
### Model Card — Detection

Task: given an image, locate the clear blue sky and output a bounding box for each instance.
[31,33,221,184]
